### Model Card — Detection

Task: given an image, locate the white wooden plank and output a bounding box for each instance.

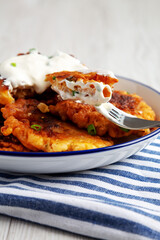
[6,218,91,240]
[0,215,11,240]
[0,0,159,91]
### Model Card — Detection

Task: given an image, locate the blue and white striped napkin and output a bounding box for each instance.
[0,135,160,240]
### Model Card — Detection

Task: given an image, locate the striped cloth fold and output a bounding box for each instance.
[0,135,160,240]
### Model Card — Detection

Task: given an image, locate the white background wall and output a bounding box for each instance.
[0,0,160,90]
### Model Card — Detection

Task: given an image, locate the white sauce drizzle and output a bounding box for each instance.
[0,49,117,106]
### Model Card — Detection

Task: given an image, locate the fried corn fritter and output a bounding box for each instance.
[109,90,156,137]
[0,131,29,152]
[110,91,155,120]
[1,99,113,152]
[0,111,29,151]
[49,100,110,136]
[0,79,14,105]
[49,90,156,138]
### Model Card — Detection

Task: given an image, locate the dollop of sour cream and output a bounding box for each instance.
[0,49,117,106]
[0,50,88,94]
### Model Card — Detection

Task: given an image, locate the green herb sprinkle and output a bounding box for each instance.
[119,127,130,132]
[31,124,42,131]
[29,48,36,53]
[87,124,97,136]
[10,62,16,67]
[72,90,79,96]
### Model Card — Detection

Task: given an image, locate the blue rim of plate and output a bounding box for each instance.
[0,76,159,157]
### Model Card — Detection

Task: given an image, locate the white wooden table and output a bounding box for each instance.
[0,0,160,239]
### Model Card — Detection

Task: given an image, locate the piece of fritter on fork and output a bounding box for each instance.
[1,99,113,152]
[46,71,118,105]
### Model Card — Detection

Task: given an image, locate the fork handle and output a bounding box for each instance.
[106,102,160,129]
[124,117,160,129]
[149,121,160,128]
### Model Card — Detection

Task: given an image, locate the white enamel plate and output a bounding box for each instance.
[0,76,159,173]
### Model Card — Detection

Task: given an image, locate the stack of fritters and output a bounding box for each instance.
[0,99,113,152]
[0,71,156,152]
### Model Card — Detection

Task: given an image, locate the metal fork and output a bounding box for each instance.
[95,103,160,130]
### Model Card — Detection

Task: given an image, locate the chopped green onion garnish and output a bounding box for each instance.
[52,76,56,80]
[48,56,53,59]
[11,62,16,67]
[126,91,130,94]
[72,90,79,96]
[29,48,36,53]
[87,124,96,136]
[119,127,130,132]
[31,124,42,131]
[72,90,76,96]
